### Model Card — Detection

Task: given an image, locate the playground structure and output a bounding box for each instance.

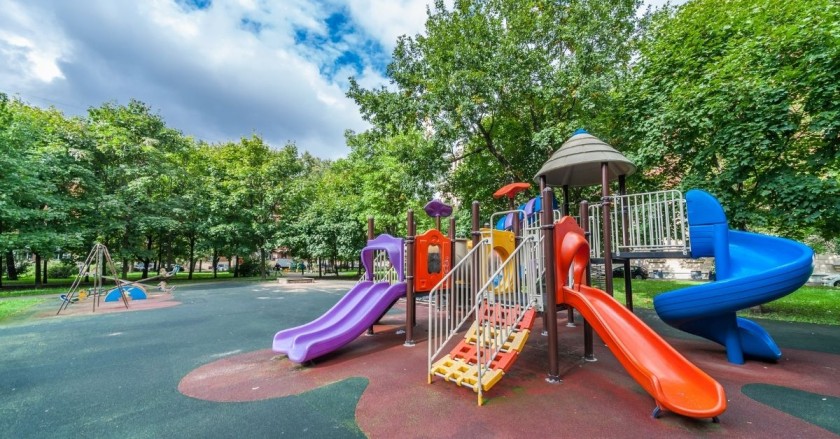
[58,243,131,315]
[269,130,813,421]
[102,264,181,302]
[57,244,184,315]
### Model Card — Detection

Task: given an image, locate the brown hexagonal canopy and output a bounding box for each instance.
[534,130,636,187]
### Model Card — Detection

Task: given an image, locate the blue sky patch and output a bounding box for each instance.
[293,7,390,82]
[240,17,264,35]
[175,0,211,11]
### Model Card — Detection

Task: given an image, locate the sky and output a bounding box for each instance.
[0,0,678,159]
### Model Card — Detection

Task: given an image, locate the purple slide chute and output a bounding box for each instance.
[273,281,407,363]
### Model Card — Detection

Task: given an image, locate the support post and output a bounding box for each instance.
[562,185,570,216]
[448,217,456,275]
[542,185,560,383]
[539,177,549,336]
[405,210,416,347]
[601,163,614,299]
[471,201,480,311]
[367,216,375,335]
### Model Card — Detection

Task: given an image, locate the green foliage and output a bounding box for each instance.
[234,256,266,277]
[47,259,79,279]
[349,0,642,208]
[621,0,840,240]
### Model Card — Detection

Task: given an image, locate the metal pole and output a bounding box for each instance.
[618,175,633,311]
[580,201,595,362]
[405,210,415,347]
[367,216,375,335]
[471,201,480,311]
[542,185,560,383]
[448,217,456,275]
[539,177,549,336]
[562,185,570,216]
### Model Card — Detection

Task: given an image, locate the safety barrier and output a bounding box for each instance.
[362,250,401,284]
[588,190,690,258]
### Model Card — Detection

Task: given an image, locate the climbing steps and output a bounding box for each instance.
[430,303,536,403]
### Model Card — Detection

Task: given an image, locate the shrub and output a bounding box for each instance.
[48,260,80,279]
[235,257,266,277]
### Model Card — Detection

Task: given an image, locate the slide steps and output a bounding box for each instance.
[430,304,535,396]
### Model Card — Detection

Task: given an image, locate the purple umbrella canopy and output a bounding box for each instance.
[423,199,453,218]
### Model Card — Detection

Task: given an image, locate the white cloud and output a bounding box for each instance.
[0,0,390,158]
[0,0,675,158]
[345,0,433,51]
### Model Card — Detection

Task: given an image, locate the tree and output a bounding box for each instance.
[87,99,188,278]
[0,97,97,286]
[620,0,840,240]
[204,136,304,279]
[349,0,642,206]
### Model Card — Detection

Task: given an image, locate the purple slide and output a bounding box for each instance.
[272,280,407,363]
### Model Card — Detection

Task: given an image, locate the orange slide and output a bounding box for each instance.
[554,217,726,420]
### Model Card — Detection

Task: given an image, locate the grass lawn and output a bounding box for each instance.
[612,279,840,326]
[0,298,46,323]
[2,275,837,326]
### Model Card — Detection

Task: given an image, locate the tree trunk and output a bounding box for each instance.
[6,251,17,280]
[34,253,42,287]
[234,256,240,278]
[260,248,267,279]
[0,254,3,287]
[122,257,129,279]
[144,235,153,278]
[43,257,48,285]
[188,234,196,280]
[156,241,163,273]
[212,249,219,279]
[318,258,323,277]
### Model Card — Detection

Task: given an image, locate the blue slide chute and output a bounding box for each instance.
[654,190,813,364]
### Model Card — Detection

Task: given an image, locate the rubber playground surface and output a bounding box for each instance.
[1,279,838,438]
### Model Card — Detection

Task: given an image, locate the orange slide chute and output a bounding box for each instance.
[554,217,726,420]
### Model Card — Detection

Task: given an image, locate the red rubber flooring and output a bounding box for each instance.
[179,298,840,438]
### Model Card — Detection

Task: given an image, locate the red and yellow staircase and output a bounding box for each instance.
[430,302,536,405]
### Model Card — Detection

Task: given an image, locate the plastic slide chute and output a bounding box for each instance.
[555,217,726,420]
[273,234,407,363]
[654,189,814,364]
[272,281,406,363]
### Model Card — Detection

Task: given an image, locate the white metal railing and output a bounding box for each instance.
[588,190,690,258]
[360,250,400,284]
[472,234,539,402]
[521,221,545,312]
[427,238,492,363]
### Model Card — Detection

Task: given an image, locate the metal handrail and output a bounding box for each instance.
[427,238,491,363]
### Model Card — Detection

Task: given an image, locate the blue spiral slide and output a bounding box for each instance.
[653,190,814,364]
